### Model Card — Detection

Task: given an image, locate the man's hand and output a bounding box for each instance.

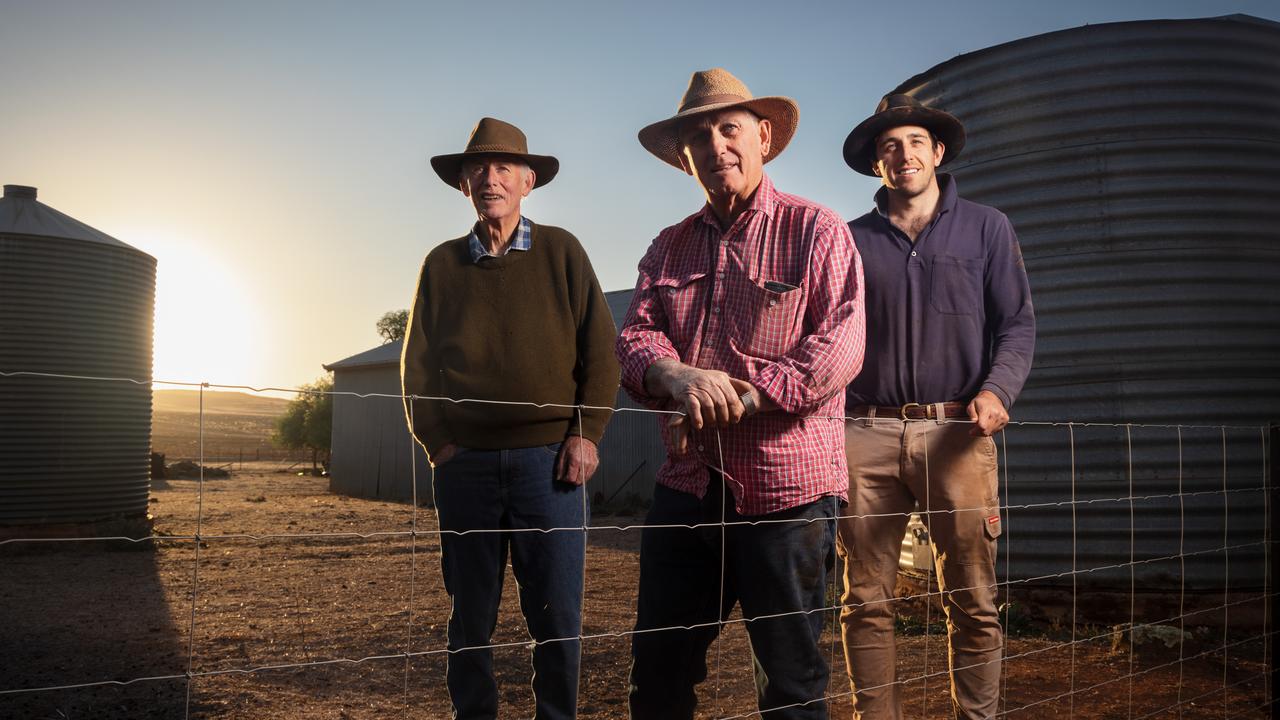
[431,443,459,467]
[556,436,599,486]
[661,376,776,457]
[967,390,1009,437]
[645,359,745,430]
[729,378,777,416]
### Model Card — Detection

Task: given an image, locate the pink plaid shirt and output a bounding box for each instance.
[616,174,866,515]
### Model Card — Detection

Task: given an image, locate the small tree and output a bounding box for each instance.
[273,375,333,475]
[376,309,409,344]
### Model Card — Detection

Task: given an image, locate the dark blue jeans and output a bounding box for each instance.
[432,443,587,720]
[629,480,837,720]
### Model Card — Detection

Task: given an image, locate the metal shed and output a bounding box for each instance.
[594,289,666,508]
[323,342,432,505]
[890,14,1279,591]
[0,184,155,524]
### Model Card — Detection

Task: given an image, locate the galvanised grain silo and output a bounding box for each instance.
[0,185,156,526]
[889,16,1278,602]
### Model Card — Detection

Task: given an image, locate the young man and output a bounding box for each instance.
[838,94,1036,720]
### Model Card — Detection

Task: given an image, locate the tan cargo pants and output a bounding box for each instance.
[836,409,1003,720]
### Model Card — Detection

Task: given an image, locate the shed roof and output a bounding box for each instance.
[324,341,402,371]
[605,288,634,332]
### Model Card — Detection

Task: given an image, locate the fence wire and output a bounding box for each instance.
[0,369,1273,719]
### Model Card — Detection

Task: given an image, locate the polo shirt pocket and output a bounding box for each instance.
[929,255,983,315]
[653,272,708,346]
[734,279,804,360]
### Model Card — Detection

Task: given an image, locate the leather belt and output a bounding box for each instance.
[852,402,968,420]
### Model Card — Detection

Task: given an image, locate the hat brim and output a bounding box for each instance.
[843,105,965,177]
[430,151,560,189]
[638,96,799,170]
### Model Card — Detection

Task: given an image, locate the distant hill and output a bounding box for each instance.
[153,389,290,416]
[152,390,298,459]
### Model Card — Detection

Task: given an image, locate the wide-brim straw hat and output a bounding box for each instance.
[843,93,965,177]
[638,68,799,170]
[430,117,559,188]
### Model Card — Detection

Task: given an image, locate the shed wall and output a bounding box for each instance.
[328,365,432,505]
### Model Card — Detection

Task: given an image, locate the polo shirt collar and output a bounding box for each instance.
[873,172,959,220]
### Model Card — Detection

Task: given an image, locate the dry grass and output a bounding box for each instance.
[152,389,302,463]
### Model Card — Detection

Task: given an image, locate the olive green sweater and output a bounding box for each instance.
[401,221,620,460]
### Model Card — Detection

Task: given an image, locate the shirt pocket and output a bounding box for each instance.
[929,255,983,315]
[733,278,805,360]
[653,271,708,346]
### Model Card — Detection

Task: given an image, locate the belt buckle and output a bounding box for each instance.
[899,402,921,420]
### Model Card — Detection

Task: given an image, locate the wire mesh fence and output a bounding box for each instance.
[0,369,1273,719]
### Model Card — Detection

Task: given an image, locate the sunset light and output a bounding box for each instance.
[132,229,265,388]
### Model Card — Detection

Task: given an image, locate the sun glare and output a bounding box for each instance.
[126,231,264,388]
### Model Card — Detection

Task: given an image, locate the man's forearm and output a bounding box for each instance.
[642,357,683,399]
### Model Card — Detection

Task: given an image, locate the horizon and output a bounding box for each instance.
[5,1,1276,392]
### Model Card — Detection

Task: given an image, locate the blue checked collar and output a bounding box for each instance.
[468,216,532,263]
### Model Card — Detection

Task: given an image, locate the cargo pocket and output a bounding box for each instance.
[983,506,1002,540]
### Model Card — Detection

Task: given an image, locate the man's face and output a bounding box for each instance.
[459,155,534,224]
[676,108,771,206]
[872,125,945,198]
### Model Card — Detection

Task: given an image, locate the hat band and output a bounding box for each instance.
[679,93,750,113]
[463,143,527,155]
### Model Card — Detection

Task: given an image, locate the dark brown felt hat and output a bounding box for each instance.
[843,93,965,177]
[638,68,799,170]
[430,117,559,188]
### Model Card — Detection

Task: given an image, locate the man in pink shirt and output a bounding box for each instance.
[616,67,866,719]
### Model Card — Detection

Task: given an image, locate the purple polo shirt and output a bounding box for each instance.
[845,174,1035,412]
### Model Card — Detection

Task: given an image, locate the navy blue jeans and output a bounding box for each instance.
[629,480,837,720]
[432,443,587,720]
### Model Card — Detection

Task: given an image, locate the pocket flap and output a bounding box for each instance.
[983,510,1002,540]
[652,272,707,290]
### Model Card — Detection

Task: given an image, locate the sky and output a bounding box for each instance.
[3,0,1276,392]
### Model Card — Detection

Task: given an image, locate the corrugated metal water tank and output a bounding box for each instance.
[892,15,1279,591]
[0,185,156,523]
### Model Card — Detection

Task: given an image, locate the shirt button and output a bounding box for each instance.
[911,251,918,256]
[716,272,725,280]
[720,240,728,247]
[697,444,705,451]
[713,307,721,313]
[769,299,778,307]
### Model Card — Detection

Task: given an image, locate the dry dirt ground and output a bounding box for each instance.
[0,469,1270,719]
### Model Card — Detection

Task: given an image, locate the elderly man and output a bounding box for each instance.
[401,116,619,720]
[617,68,866,719]
[836,95,1035,720]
